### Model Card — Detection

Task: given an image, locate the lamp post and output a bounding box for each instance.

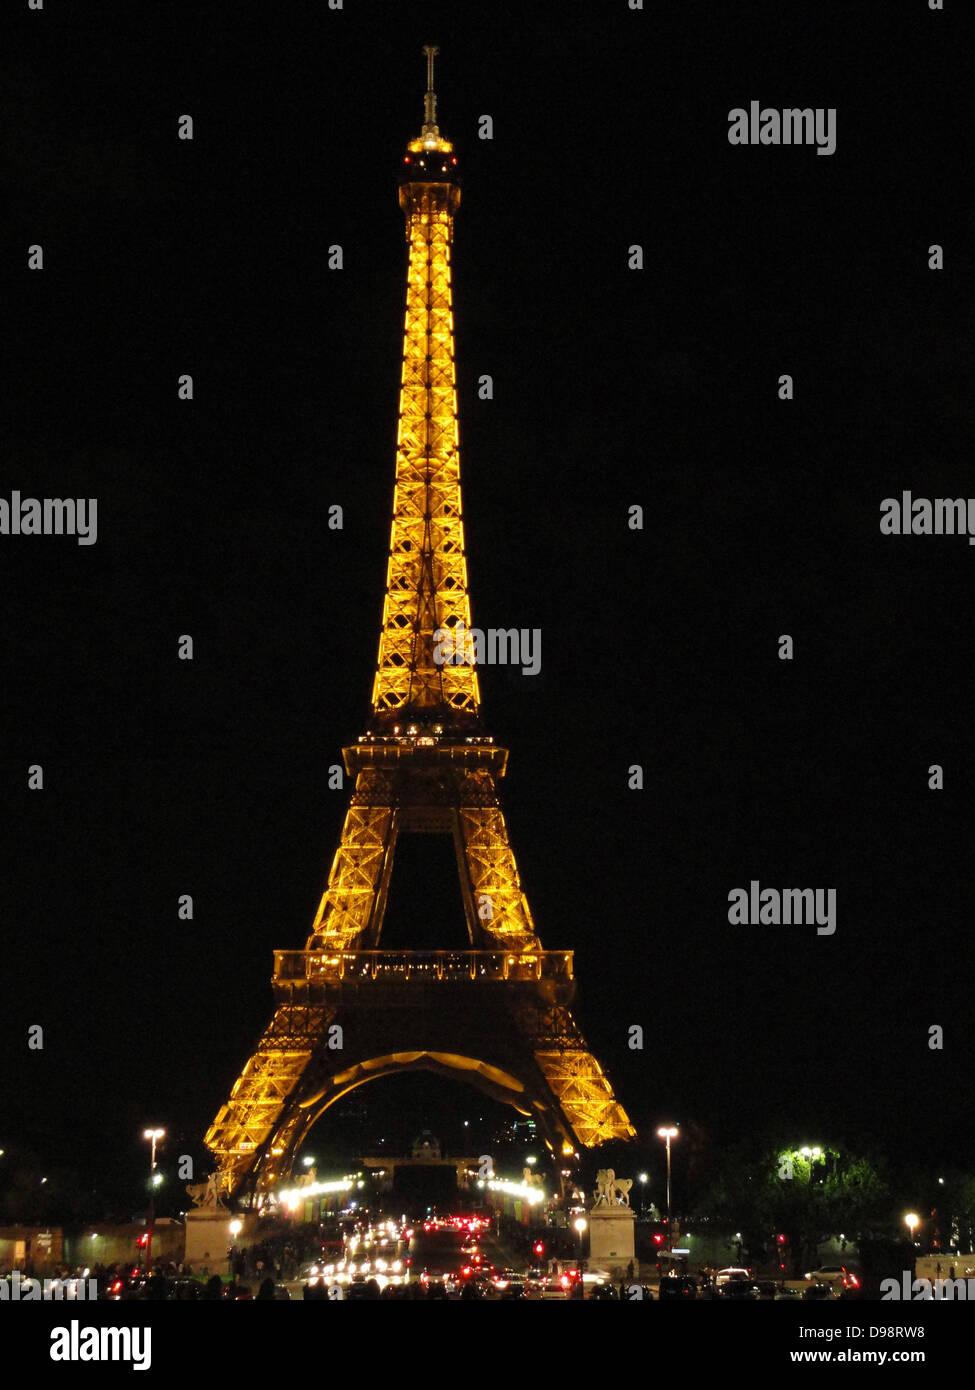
[657,1127,678,1250]
[905,1212,920,1249]
[573,1217,587,1269]
[638,1172,648,1217]
[142,1128,164,1270]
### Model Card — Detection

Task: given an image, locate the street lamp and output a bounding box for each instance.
[142,1128,164,1270]
[638,1172,648,1217]
[144,1128,164,1171]
[573,1216,587,1267]
[657,1127,679,1249]
[228,1218,243,1276]
[905,1212,920,1247]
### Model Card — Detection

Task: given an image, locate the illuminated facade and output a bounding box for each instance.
[205,47,634,1200]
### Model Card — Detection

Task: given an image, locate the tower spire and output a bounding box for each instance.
[422,43,439,137]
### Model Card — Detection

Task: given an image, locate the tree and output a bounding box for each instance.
[693,1135,890,1275]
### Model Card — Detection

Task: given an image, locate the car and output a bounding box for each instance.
[457,1280,486,1300]
[524,1268,562,1298]
[775,1285,804,1301]
[657,1275,697,1301]
[715,1267,752,1286]
[619,1284,655,1301]
[804,1265,860,1290]
[538,1281,568,1300]
[718,1279,760,1300]
[380,1283,412,1300]
[344,1278,381,1300]
[168,1277,206,1301]
[588,1284,619,1300]
[802,1281,840,1300]
[498,1278,528,1300]
[111,1274,173,1301]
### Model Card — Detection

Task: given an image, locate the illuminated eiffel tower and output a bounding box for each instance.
[206,47,635,1200]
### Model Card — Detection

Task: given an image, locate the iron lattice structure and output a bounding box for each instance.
[205,49,635,1200]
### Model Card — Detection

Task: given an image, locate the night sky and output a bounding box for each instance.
[3,0,972,1210]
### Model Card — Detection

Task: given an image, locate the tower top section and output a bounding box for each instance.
[407,42,454,155]
[373,44,474,731]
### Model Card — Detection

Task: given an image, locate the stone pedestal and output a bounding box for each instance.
[587,1205,638,1279]
[184,1209,259,1275]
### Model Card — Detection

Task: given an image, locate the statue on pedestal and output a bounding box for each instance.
[185,1172,229,1210]
[592,1169,634,1208]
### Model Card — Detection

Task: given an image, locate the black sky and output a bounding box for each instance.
[3,0,973,1202]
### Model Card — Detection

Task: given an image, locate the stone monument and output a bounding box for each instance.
[587,1169,638,1279]
[183,1172,257,1271]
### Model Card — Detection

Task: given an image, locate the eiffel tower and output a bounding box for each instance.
[205,46,635,1201]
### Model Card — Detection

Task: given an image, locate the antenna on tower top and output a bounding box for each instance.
[422,43,440,135]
